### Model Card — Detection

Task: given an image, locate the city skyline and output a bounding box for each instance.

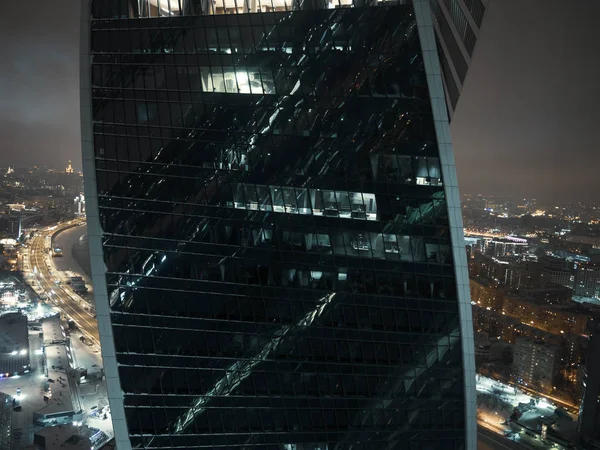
[0,1,599,450]
[2,0,600,202]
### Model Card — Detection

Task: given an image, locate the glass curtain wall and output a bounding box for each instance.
[89,0,470,448]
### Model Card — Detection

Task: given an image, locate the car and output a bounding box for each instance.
[16,388,21,396]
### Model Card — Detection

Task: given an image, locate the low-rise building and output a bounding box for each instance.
[502,295,589,336]
[474,332,491,362]
[487,237,528,258]
[516,285,573,306]
[470,279,503,310]
[473,253,522,289]
[0,312,30,377]
[34,424,105,450]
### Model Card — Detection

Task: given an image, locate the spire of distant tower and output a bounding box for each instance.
[66,160,74,174]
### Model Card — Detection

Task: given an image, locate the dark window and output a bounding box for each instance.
[442,0,478,56]
[463,0,486,28]
[436,41,460,111]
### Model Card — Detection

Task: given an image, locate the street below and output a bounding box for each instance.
[25,221,100,348]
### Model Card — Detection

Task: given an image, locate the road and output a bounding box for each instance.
[513,383,577,411]
[26,221,100,347]
[478,372,578,411]
[478,427,528,450]
[52,225,91,280]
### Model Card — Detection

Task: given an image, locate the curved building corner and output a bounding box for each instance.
[81,0,483,448]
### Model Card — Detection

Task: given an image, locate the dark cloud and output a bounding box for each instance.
[452,0,600,203]
[0,0,80,168]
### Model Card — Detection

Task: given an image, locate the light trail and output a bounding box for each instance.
[24,221,100,350]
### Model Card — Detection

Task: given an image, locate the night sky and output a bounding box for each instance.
[0,0,599,203]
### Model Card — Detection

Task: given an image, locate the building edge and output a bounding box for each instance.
[79,2,477,447]
[79,1,133,448]
[414,2,477,449]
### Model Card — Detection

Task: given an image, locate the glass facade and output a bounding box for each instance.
[86,0,474,448]
[429,0,487,115]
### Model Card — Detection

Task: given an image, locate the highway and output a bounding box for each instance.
[53,224,96,309]
[25,220,100,348]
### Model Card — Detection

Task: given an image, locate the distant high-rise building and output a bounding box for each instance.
[578,321,600,449]
[17,216,22,241]
[539,254,574,289]
[80,0,486,449]
[513,337,561,394]
[74,193,86,216]
[574,262,600,299]
[65,160,74,174]
[429,0,489,116]
[487,237,528,258]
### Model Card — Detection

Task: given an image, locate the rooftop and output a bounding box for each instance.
[0,392,13,450]
[41,314,67,346]
[33,315,82,422]
[0,312,29,375]
[34,424,98,450]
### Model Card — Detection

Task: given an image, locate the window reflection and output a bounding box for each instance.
[230,183,378,220]
[231,223,448,263]
[371,154,442,185]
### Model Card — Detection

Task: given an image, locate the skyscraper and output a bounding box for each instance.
[80,0,479,448]
[429,0,488,116]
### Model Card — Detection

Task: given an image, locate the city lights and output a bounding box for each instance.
[466,193,600,448]
[0,0,596,446]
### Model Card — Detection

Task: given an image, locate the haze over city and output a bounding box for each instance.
[1,1,600,450]
[1,1,600,202]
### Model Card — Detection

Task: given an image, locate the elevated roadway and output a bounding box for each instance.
[24,220,100,349]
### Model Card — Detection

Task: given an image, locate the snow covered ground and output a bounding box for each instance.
[476,375,577,449]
